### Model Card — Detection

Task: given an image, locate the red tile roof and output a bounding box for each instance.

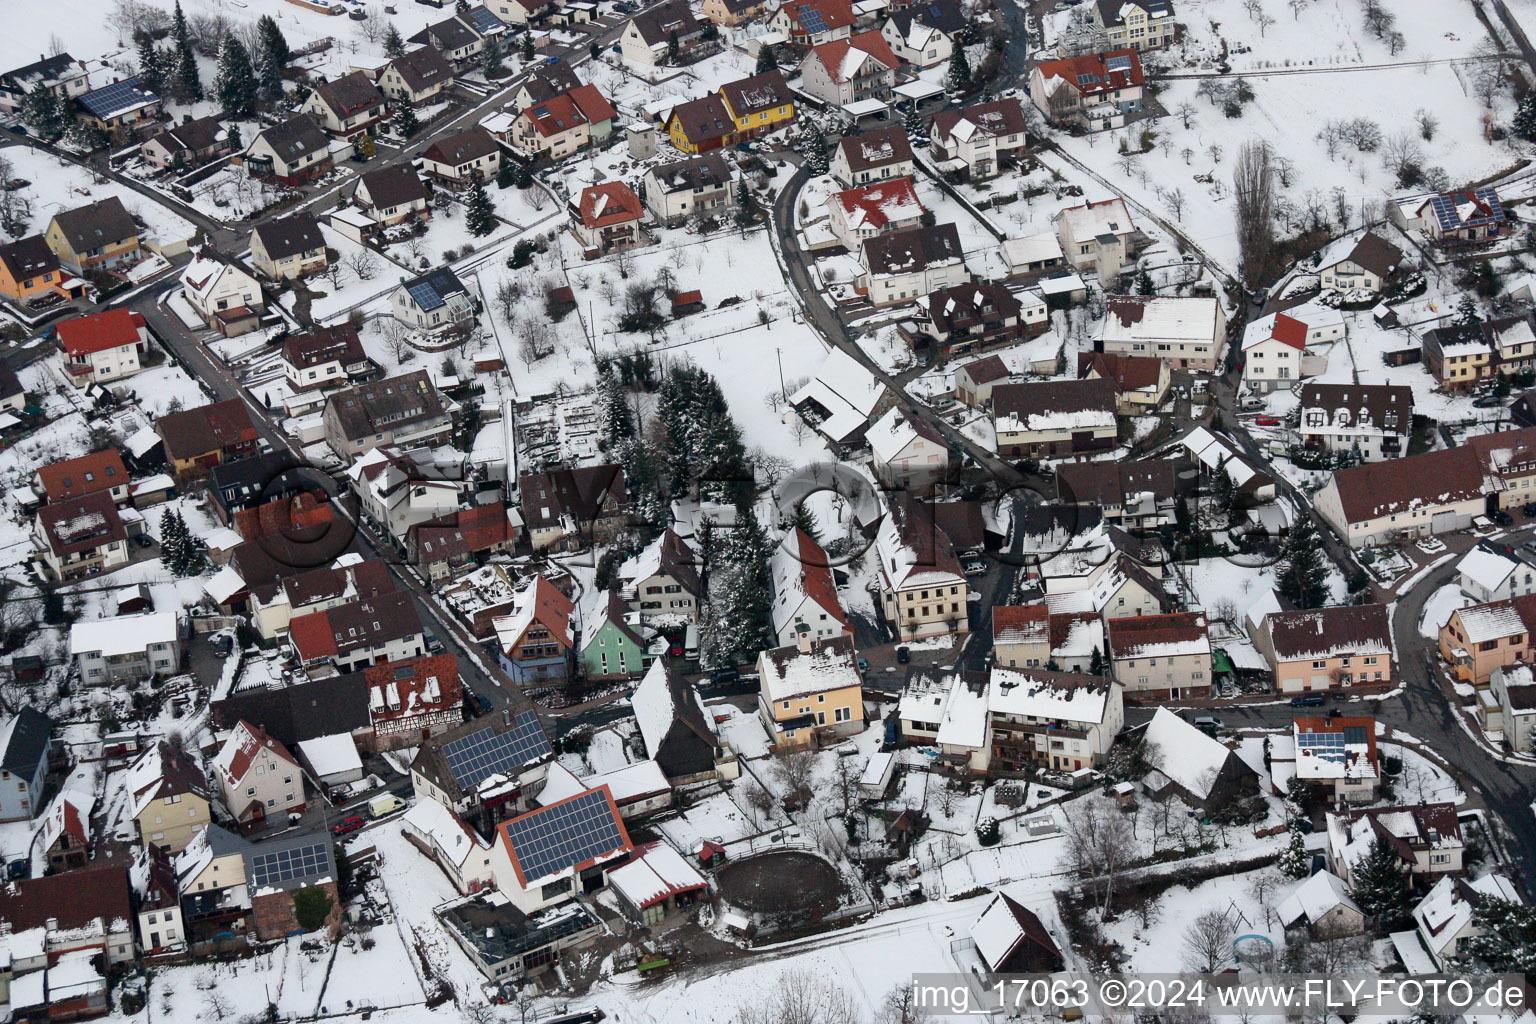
[993,603,1049,645]
[287,607,339,660]
[833,176,923,231]
[577,181,643,229]
[363,652,462,724]
[569,83,617,125]
[811,30,898,82]
[56,308,144,358]
[1034,48,1144,95]
[231,491,334,543]
[791,528,848,628]
[1270,313,1307,350]
[781,0,855,33]
[36,449,127,503]
[218,719,298,785]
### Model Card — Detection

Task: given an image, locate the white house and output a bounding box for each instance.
[928,99,1027,181]
[1241,307,1345,393]
[1314,446,1487,549]
[1100,294,1227,372]
[986,668,1124,772]
[347,447,462,542]
[1297,381,1413,463]
[770,527,852,647]
[487,787,632,913]
[1316,230,1403,295]
[879,0,964,67]
[867,405,948,489]
[213,720,306,829]
[826,176,924,251]
[70,612,181,685]
[1457,542,1536,603]
[400,797,496,894]
[798,30,898,107]
[180,254,264,337]
[832,126,914,187]
[860,223,970,307]
[1408,873,1522,968]
[1056,198,1136,284]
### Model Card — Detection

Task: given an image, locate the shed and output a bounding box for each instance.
[296,733,365,787]
[859,750,896,798]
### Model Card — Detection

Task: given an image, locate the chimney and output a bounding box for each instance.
[502,707,511,726]
[795,623,813,654]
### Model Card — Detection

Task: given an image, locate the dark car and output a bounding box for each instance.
[1493,510,1515,527]
[5,858,26,881]
[332,815,366,836]
[710,667,740,683]
[135,534,155,548]
[1289,693,1325,707]
[896,645,910,664]
[1524,503,1536,518]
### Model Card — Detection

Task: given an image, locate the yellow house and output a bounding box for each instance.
[666,94,735,154]
[45,196,141,275]
[125,741,213,853]
[756,634,865,749]
[718,70,795,141]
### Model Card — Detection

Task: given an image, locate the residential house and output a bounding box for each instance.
[920,280,1042,356]
[1078,351,1170,412]
[1317,230,1403,294]
[987,668,1124,771]
[1314,445,1487,549]
[282,323,374,397]
[488,787,633,913]
[205,451,307,527]
[1469,425,1536,510]
[665,93,736,154]
[493,574,575,683]
[241,115,333,186]
[582,591,656,679]
[1090,0,1174,49]
[881,0,966,67]
[756,633,865,748]
[702,0,767,25]
[1000,232,1065,280]
[519,464,628,551]
[867,405,949,489]
[410,709,554,829]
[0,866,136,967]
[619,528,700,622]
[991,376,1117,457]
[832,126,914,187]
[717,69,795,142]
[642,152,733,227]
[289,590,426,673]
[771,0,856,45]
[365,653,464,750]
[621,0,707,66]
[379,47,457,106]
[141,115,229,172]
[45,196,140,275]
[487,0,562,25]
[1138,707,1257,809]
[1054,197,1136,285]
[1106,612,1211,699]
[122,740,211,852]
[876,491,970,640]
[1422,315,1535,388]
[569,181,645,258]
[1389,185,1509,245]
[1055,459,1177,530]
[1276,870,1365,939]
[1100,294,1228,371]
[38,790,91,871]
[1438,593,1536,687]
[1490,664,1536,750]
[992,605,1104,673]
[1251,604,1392,694]
[243,832,338,940]
[861,223,968,307]
[76,75,161,144]
[955,354,1010,407]
[633,660,726,780]
[301,71,387,137]
[70,610,181,683]
[33,490,130,581]
[347,446,461,539]
[408,503,520,583]
[1329,803,1466,894]
[1458,541,1536,603]
[1406,873,1521,968]
[181,253,264,336]
[0,234,79,307]
[35,449,131,510]
[135,845,187,956]
[789,345,890,447]
[513,60,582,108]
[422,127,502,187]
[1293,716,1381,804]
[929,99,1028,180]
[389,267,478,331]
[353,165,431,229]
[0,707,50,823]
[771,527,852,647]
[826,176,924,250]
[0,53,89,114]
[410,15,487,66]
[1297,381,1413,462]
[799,30,899,106]
[970,893,1065,973]
[174,824,255,949]
[158,400,259,483]
[1241,312,1309,393]
[0,363,23,414]
[401,798,496,894]
[1028,49,1144,130]
[509,84,616,160]
[250,214,328,280]
[54,307,149,387]
[214,720,305,829]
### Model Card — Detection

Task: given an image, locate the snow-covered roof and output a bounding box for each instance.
[898,671,950,724]
[860,750,894,787]
[1276,869,1359,928]
[631,660,680,756]
[1141,707,1233,801]
[759,635,861,704]
[936,678,987,749]
[204,564,246,604]
[1001,232,1064,268]
[607,842,708,910]
[1293,717,1378,781]
[402,797,490,871]
[1412,873,1521,957]
[1458,543,1522,592]
[70,611,178,657]
[866,405,942,464]
[1456,597,1530,644]
[988,668,1113,725]
[1057,198,1134,243]
[296,733,362,779]
[1101,295,1223,344]
[789,347,886,443]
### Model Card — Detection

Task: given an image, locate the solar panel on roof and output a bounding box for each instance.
[799,7,829,32]
[1298,730,1346,764]
[1341,725,1368,745]
[442,711,552,789]
[407,280,443,311]
[502,788,626,884]
[1105,55,1132,72]
[249,840,329,889]
[82,77,154,116]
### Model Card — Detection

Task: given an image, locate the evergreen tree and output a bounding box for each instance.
[457,0,471,10]
[701,504,773,667]
[226,122,242,150]
[257,14,291,71]
[383,23,407,59]
[1454,294,1482,326]
[514,162,532,188]
[1515,91,1536,142]
[946,45,971,93]
[1088,646,1103,676]
[1135,267,1156,295]
[352,132,376,159]
[667,30,680,63]
[216,33,258,117]
[1276,515,1329,610]
[802,119,828,176]
[755,42,777,73]
[1455,897,1536,973]
[464,178,496,236]
[598,364,635,444]
[1210,466,1237,524]
[1277,826,1309,879]
[136,36,166,96]
[1350,835,1408,926]
[481,34,506,77]
[789,500,820,542]
[904,102,924,143]
[171,1,203,102]
[159,508,206,578]
[521,33,535,63]
[21,88,65,142]
[393,103,419,139]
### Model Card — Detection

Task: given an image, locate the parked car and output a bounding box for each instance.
[1254,415,1280,426]
[963,559,987,576]
[1475,395,1504,408]
[1523,503,1536,518]
[424,633,445,654]
[135,534,155,548]
[1493,510,1515,527]
[709,667,739,683]
[896,645,910,664]
[332,815,367,836]
[1289,693,1326,707]
[1192,715,1223,736]
[856,658,869,672]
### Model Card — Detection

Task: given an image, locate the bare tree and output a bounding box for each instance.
[526,184,550,211]
[738,971,864,1024]
[771,748,817,806]
[1287,0,1308,18]
[380,320,414,363]
[1247,871,1282,929]
[1166,187,1187,220]
[1176,102,1196,129]
[1060,798,1136,918]
[345,249,380,281]
[1182,909,1237,973]
[614,246,635,279]
[494,277,519,321]
[737,777,775,828]
[319,259,346,290]
[876,985,916,1024]
[356,7,386,44]
[1233,140,1277,287]
[1415,107,1439,141]
[1382,129,1425,183]
[204,991,233,1022]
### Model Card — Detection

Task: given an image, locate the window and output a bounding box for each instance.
[834,706,851,722]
